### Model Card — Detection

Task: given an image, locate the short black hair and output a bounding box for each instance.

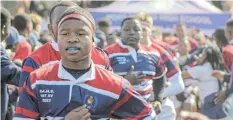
[59,6,96,31]
[120,17,139,27]
[214,28,228,45]
[49,1,77,24]
[13,14,31,32]
[98,18,112,27]
[204,46,224,70]
[1,7,11,29]
[226,18,233,28]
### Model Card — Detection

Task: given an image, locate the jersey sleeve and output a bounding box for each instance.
[154,56,167,79]
[160,50,179,78]
[19,57,39,87]
[111,79,156,120]
[103,50,113,71]
[14,75,40,119]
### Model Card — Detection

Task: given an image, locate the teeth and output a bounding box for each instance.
[67,47,79,51]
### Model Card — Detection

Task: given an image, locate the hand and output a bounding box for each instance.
[124,65,144,85]
[151,101,162,114]
[214,90,227,104]
[65,105,91,120]
[212,70,225,81]
[180,111,209,120]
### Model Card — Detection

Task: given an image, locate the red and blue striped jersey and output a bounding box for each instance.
[19,40,111,86]
[151,39,175,57]
[146,41,179,78]
[104,40,166,100]
[14,62,155,120]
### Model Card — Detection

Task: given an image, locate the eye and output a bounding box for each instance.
[60,31,70,36]
[77,33,86,36]
[61,32,70,36]
[124,28,129,31]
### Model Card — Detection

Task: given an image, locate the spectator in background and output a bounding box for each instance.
[223,19,233,71]
[163,32,177,45]
[1,7,21,120]
[5,27,19,59]
[106,33,119,46]
[172,23,199,53]
[95,18,112,48]
[98,18,111,36]
[39,30,52,44]
[136,13,175,56]
[13,14,32,62]
[213,28,228,49]
[182,46,224,104]
[191,28,206,46]
[29,13,42,49]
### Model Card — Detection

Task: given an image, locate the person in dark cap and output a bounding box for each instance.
[14,6,156,120]
[5,27,20,59]
[1,7,21,120]
[95,18,112,48]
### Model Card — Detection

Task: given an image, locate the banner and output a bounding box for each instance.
[91,12,232,36]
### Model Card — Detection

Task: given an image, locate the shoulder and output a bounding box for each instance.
[104,43,121,54]
[139,46,161,57]
[30,62,59,82]
[26,42,54,65]
[93,47,106,57]
[29,42,51,57]
[87,67,124,96]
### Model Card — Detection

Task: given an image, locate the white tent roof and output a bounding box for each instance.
[88,0,222,13]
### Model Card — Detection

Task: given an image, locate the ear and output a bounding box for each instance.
[48,24,56,40]
[230,29,233,38]
[48,24,52,32]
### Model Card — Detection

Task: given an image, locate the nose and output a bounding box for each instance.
[68,33,79,43]
[128,29,134,35]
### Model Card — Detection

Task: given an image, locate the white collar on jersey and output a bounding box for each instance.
[58,60,96,83]
[118,40,138,62]
[51,40,59,51]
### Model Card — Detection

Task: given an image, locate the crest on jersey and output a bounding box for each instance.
[85,95,96,109]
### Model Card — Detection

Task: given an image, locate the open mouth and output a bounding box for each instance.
[66,47,81,54]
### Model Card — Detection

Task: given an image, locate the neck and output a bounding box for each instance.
[140,36,151,46]
[62,56,92,70]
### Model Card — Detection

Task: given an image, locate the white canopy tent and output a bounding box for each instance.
[89,0,232,36]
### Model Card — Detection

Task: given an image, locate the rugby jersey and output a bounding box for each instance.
[104,40,166,100]
[14,61,155,120]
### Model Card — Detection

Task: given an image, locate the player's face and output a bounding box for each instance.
[142,25,151,40]
[175,25,187,39]
[121,19,143,49]
[57,19,93,62]
[225,26,233,41]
